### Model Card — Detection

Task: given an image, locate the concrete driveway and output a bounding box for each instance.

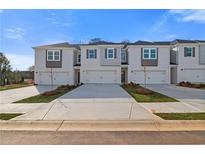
[0,85,56,104]
[145,84,205,102]
[12,84,159,121]
[141,84,205,114]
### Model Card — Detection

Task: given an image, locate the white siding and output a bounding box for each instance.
[34,48,75,85]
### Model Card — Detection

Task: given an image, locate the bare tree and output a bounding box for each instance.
[28,65,35,71]
[89,38,103,44]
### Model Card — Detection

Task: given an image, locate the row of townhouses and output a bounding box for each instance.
[33,39,205,85]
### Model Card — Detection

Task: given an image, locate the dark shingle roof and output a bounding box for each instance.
[129,40,171,45]
[172,39,198,44]
[82,41,123,45]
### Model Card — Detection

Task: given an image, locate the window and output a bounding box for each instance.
[77,54,81,63]
[47,50,61,61]
[184,47,193,57]
[121,49,126,63]
[143,48,157,59]
[87,49,97,59]
[107,48,114,59]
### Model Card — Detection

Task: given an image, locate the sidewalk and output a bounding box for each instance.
[1,120,205,131]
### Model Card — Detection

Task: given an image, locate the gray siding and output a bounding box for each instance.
[46,50,62,68]
[100,47,121,66]
[141,48,158,66]
[199,44,205,64]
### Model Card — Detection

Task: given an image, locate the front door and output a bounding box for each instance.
[77,71,80,84]
[121,70,126,83]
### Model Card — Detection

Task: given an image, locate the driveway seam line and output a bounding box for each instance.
[42,102,56,120]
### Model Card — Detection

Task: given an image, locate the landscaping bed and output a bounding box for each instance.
[14,84,77,103]
[122,83,178,102]
[0,82,33,91]
[155,112,205,120]
[0,113,23,120]
[177,81,205,90]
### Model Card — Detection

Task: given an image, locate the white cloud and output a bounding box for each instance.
[164,34,177,40]
[46,11,75,27]
[150,14,167,32]
[5,53,34,71]
[169,9,205,23]
[4,27,26,40]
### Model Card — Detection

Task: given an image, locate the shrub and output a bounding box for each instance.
[42,90,60,96]
[136,87,153,95]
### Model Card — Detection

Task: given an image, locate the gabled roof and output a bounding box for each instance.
[33,42,80,49]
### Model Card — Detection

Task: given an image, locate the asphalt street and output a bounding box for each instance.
[1,130,205,144]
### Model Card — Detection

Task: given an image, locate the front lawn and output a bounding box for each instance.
[14,85,77,103]
[0,113,22,120]
[122,83,178,102]
[155,112,205,120]
[0,82,33,91]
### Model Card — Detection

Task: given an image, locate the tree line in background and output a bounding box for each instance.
[0,52,34,86]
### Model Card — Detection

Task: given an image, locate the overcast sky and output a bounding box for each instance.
[1,9,205,70]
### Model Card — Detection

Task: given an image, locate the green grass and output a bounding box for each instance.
[0,113,22,120]
[14,86,77,103]
[0,83,32,91]
[122,84,178,102]
[155,112,205,120]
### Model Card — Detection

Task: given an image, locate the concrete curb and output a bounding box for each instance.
[1,120,205,131]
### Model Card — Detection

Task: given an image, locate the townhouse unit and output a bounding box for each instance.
[33,39,205,85]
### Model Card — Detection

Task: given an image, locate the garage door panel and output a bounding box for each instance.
[183,69,205,82]
[85,70,117,83]
[39,72,69,85]
[132,70,167,84]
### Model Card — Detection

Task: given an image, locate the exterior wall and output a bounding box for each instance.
[34,47,75,85]
[127,45,171,84]
[176,44,205,83]
[80,46,121,84]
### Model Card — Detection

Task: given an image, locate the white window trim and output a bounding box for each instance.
[143,48,157,59]
[47,50,61,61]
[87,49,96,59]
[185,47,193,57]
[107,48,115,59]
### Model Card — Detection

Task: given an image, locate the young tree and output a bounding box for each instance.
[0,52,12,86]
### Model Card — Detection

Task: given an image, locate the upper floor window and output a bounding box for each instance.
[121,49,126,63]
[47,50,60,61]
[143,48,157,59]
[77,54,81,63]
[107,48,114,59]
[184,47,195,57]
[87,49,97,59]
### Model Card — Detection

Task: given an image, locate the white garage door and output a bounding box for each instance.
[85,70,117,83]
[132,70,167,84]
[39,72,70,85]
[183,69,205,82]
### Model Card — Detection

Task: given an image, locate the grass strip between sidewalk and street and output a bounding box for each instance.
[155,112,205,120]
[0,113,23,120]
[14,85,78,103]
[0,83,33,91]
[122,83,178,102]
